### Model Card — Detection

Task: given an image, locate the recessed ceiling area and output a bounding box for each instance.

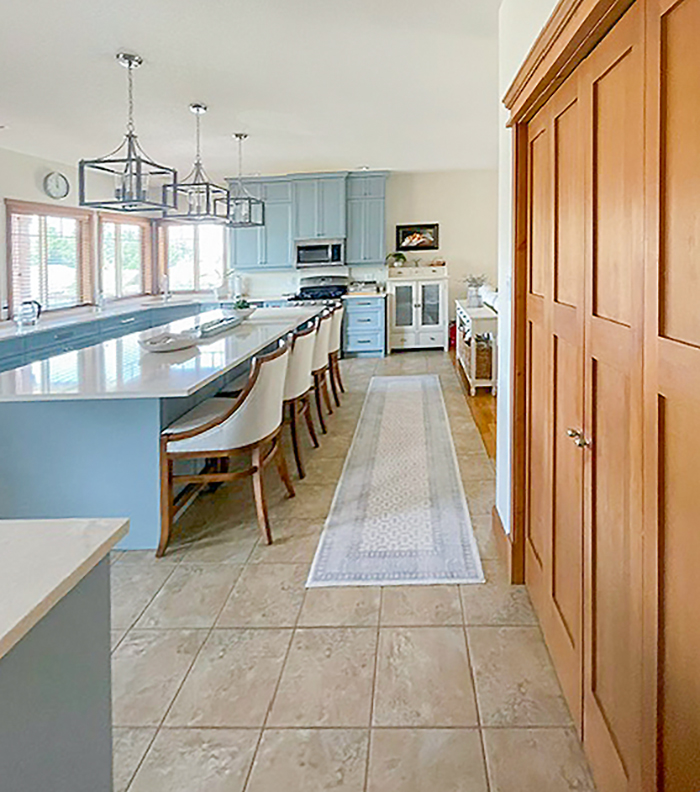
[0,0,500,180]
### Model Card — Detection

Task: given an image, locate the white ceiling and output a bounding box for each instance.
[0,0,500,181]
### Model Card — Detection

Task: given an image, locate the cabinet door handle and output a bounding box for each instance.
[120,317,136,324]
[567,428,592,448]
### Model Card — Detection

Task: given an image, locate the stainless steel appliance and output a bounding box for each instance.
[295,239,345,268]
[288,275,349,302]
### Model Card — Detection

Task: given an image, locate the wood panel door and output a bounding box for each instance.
[580,5,645,791]
[646,0,700,789]
[524,73,586,730]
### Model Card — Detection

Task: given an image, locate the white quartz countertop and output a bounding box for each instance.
[343,292,387,299]
[0,295,215,341]
[0,517,128,659]
[455,300,498,319]
[0,306,320,402]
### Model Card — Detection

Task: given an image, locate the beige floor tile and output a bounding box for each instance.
[458,452,496,482]
[373,627,478,727]
[134,563,242,629]
[267,483,335,522]
[112,549,181,566]
[110,563,175,629]
[175,529,258,565]
[463,478,496,517]
[248,523,320,565]
[461,560,537,626]
[268,628,377,727]
[471,515,499,560]
[110,549,125,564]
[216,563,307,628]
[367,728,488,792]
[111,629,207,726]
[112,726,156,792]
[128,728,259,792]
[111,626,128,652]
[246,729,368,792]
[452,429,489,455]
[299,587,381,627]
[301,454,348,485]
[380,586,463,626]
[166,628,292,727]
[467,626,572,727]
[483,728,597,792]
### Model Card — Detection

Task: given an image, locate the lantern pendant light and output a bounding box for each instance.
[163,104,229,223]
[78,52,177,212]
[227,133,265,227]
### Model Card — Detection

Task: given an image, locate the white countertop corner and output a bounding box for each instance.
[0,517,129,659]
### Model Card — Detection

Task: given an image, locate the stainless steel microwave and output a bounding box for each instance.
[295,239,345,268]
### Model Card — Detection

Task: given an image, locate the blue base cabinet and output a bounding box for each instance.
[342,296,386,357]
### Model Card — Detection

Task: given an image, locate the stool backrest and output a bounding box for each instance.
[284,320,317,401]
[329,303,344,354]
[311,311,333,373]
[228,340,290,446]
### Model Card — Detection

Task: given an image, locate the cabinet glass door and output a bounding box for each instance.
[420,282,441,326]
[394,284,414,327]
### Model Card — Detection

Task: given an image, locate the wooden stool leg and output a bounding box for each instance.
[328,358,341,407]
[313,373,327,434]
[321,371,334,415]
[274,440,296,499]
[302,394,320,448]
[251,445,272,545]
[289,399,305,479]
[157,442,173,558]
[334,354,346,393]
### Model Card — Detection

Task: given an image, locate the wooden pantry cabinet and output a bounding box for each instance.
[504,0,700,790]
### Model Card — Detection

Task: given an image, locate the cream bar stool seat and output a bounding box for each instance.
[328,303,345,407]
[283,320,320,478]
[158,341,294,557]
[311,310,334,434]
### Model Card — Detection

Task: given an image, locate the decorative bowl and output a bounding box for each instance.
[222,306,256,321]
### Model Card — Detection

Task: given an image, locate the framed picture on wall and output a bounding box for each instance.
[395,223,439,251]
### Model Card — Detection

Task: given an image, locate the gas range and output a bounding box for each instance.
[288,275,349,303]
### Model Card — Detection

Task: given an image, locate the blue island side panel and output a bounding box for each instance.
[0,398,160,550]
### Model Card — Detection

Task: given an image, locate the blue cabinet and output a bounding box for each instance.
[292,174,347,240]
[342,296,386,357]
[346,173,387,266]
[231,179,293,270]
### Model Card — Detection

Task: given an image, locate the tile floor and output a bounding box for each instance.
[110,351,597,792]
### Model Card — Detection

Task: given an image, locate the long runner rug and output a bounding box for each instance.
[306,375,484,587]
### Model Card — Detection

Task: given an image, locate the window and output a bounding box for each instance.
[98,214,152,300]
[6,200,93,315]
[163,223,225,292]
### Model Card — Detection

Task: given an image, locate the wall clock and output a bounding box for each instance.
[43,171,70,200]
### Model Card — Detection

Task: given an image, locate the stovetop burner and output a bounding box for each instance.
[289,275,349,302]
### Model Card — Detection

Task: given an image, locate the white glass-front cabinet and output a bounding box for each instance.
[387,272,448,351]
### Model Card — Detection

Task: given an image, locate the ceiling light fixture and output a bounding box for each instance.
[163,103,229,223]
[227,133,265,228]
[78,52,177,213]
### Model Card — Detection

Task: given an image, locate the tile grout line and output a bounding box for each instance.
[458,555,492,792]
[362,587,383,792]
[122,567,242,792]
[239,569,309,792]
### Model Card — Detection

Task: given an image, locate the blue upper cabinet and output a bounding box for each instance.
[346,172,388,266]
[230,178,293,269]
[292,173,347,240]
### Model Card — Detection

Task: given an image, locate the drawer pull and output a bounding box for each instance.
[120,317,136,324]
[358,318,372,323]
[358,340,371,344]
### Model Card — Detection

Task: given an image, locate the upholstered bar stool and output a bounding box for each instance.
[328,302,345,407]
[158,341,294,557]
[283,319,320,479]
[311,310,334,434]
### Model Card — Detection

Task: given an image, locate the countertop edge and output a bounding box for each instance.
[0,518,129,660]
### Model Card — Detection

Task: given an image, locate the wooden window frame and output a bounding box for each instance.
[97,211,154,301]
[5,199,95,318]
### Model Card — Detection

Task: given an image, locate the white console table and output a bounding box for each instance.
[455,299,498,395]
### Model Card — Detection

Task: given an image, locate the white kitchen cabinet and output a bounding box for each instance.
[387,268,449,351]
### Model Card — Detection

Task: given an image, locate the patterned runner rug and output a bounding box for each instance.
[306,375,484,587]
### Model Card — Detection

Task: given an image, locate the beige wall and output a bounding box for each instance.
[0,146,89,317]
[386,170,498,318]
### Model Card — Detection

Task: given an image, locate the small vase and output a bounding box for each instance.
[466,286,483,308]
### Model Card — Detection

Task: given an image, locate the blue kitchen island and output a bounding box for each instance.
[0,306,320,550]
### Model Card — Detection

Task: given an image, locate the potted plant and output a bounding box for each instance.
[385,251,408,268]
[464,274,488,307]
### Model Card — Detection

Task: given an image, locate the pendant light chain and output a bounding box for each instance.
[195,110,202,166]
[126,60,135,134]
